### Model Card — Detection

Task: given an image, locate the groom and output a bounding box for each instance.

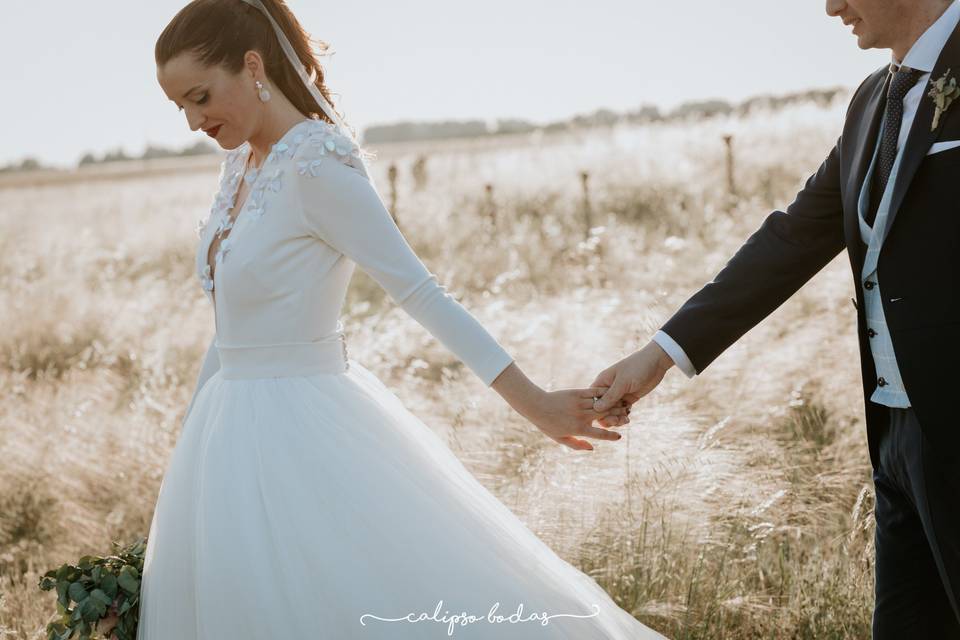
[592,0,960,637]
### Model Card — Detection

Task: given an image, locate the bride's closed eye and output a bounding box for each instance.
[178,93,209,111]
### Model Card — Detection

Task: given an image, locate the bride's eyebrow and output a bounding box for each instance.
[181,84,204,98]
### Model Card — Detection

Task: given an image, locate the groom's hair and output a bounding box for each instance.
[155,0,342,127]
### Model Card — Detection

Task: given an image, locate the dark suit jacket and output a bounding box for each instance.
[661,23,960,469]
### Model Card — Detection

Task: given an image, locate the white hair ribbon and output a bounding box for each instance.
[237,0,378,184]
[237,0,351,141]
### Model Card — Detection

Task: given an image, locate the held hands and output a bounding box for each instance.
[522,386,632,451]
[490,363,632,451]
[590,341,675,413]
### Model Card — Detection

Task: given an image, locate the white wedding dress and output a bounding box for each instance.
[136,117,665,639]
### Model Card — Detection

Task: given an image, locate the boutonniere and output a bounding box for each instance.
[928,68,960,130]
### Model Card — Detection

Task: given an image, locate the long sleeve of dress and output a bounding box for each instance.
[294,155,514,387]
[182,334,220,423]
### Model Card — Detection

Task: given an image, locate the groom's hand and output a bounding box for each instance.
[591,341,675,412]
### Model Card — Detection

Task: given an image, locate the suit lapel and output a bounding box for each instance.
[881,21,960,244]
[845,72,889,271]
[848,75,890,214]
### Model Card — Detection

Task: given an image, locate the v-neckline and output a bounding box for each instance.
[203,118,314,289]
[202,118,318,335]
[204,147,255,299]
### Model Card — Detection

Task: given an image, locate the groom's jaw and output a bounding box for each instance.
[827,2,867,44]
[828,0,953,59]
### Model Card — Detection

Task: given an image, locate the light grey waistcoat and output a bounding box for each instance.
[857,110,912,408]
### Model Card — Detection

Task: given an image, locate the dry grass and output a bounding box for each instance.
[0,96,875,639]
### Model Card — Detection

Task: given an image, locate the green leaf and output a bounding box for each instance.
[100,573,118,598]
[80,595,102,622]
[56,581,70,606]
[117,568,139,594]
[68,581,89,603]
[90,589,112,606]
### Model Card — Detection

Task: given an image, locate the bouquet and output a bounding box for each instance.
[38,536,146,640]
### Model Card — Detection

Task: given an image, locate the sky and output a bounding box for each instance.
[2,1,890,168]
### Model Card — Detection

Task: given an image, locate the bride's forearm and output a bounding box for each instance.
[489,362,545,419]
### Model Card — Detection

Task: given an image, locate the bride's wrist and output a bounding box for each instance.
[490,363,546,418]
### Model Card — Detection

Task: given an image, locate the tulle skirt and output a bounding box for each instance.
[136,360,665,639]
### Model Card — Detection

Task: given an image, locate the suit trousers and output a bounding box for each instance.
[872,405,960,639]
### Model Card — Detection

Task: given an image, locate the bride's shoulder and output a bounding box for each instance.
[292,120,369,177]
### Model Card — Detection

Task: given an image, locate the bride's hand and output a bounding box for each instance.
[524,387,630,451]
[490,363,630,451]
[95,611,119,640]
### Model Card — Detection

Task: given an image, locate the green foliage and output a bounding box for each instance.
[37,537,146,640]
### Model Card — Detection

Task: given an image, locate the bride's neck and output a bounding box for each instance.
[246,105,308,167]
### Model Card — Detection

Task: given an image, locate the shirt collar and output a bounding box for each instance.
[894,0,960,72]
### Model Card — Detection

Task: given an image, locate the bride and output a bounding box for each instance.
[144,0,665,637]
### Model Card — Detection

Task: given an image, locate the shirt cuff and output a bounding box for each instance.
[652,330,697,379]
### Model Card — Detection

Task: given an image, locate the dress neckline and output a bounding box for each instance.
[202,118,317,328]
[234,117,316,179]
[208,118,316,261]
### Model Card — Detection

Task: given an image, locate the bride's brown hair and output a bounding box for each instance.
[155,0,348,131]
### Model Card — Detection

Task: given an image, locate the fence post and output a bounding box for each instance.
[483,183,496,229]
[388,163,399,224]
[723,134,736,198]
[580,170,593,239]
[412,155,428,191]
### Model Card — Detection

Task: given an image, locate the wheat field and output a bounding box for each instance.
[0,95,877,639]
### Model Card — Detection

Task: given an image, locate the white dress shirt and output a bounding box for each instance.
[653,0,960,379]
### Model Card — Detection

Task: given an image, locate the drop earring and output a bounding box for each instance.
[256,80,271,102]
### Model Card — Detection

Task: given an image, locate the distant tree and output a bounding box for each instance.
[363,120,489,143]
[101,148,130,163]
[571,108,621,127]
[0,156,47,173]
[737,87,845,115]
[180,140,217,156]
[625,104,661,123]
[543,120,572,133]
[493,119,537,135]
[74,139,217,168]
[140,145,177,160]
[668,99,734,120]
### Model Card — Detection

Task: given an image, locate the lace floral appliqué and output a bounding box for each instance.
[196,119,368,294]
[296,122,365,177]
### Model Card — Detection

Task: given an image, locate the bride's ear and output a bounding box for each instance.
[243,50,266,79]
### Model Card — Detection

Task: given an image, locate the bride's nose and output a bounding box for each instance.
[185,109,204,132]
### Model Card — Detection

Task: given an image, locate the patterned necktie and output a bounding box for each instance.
[866,65,922,227]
